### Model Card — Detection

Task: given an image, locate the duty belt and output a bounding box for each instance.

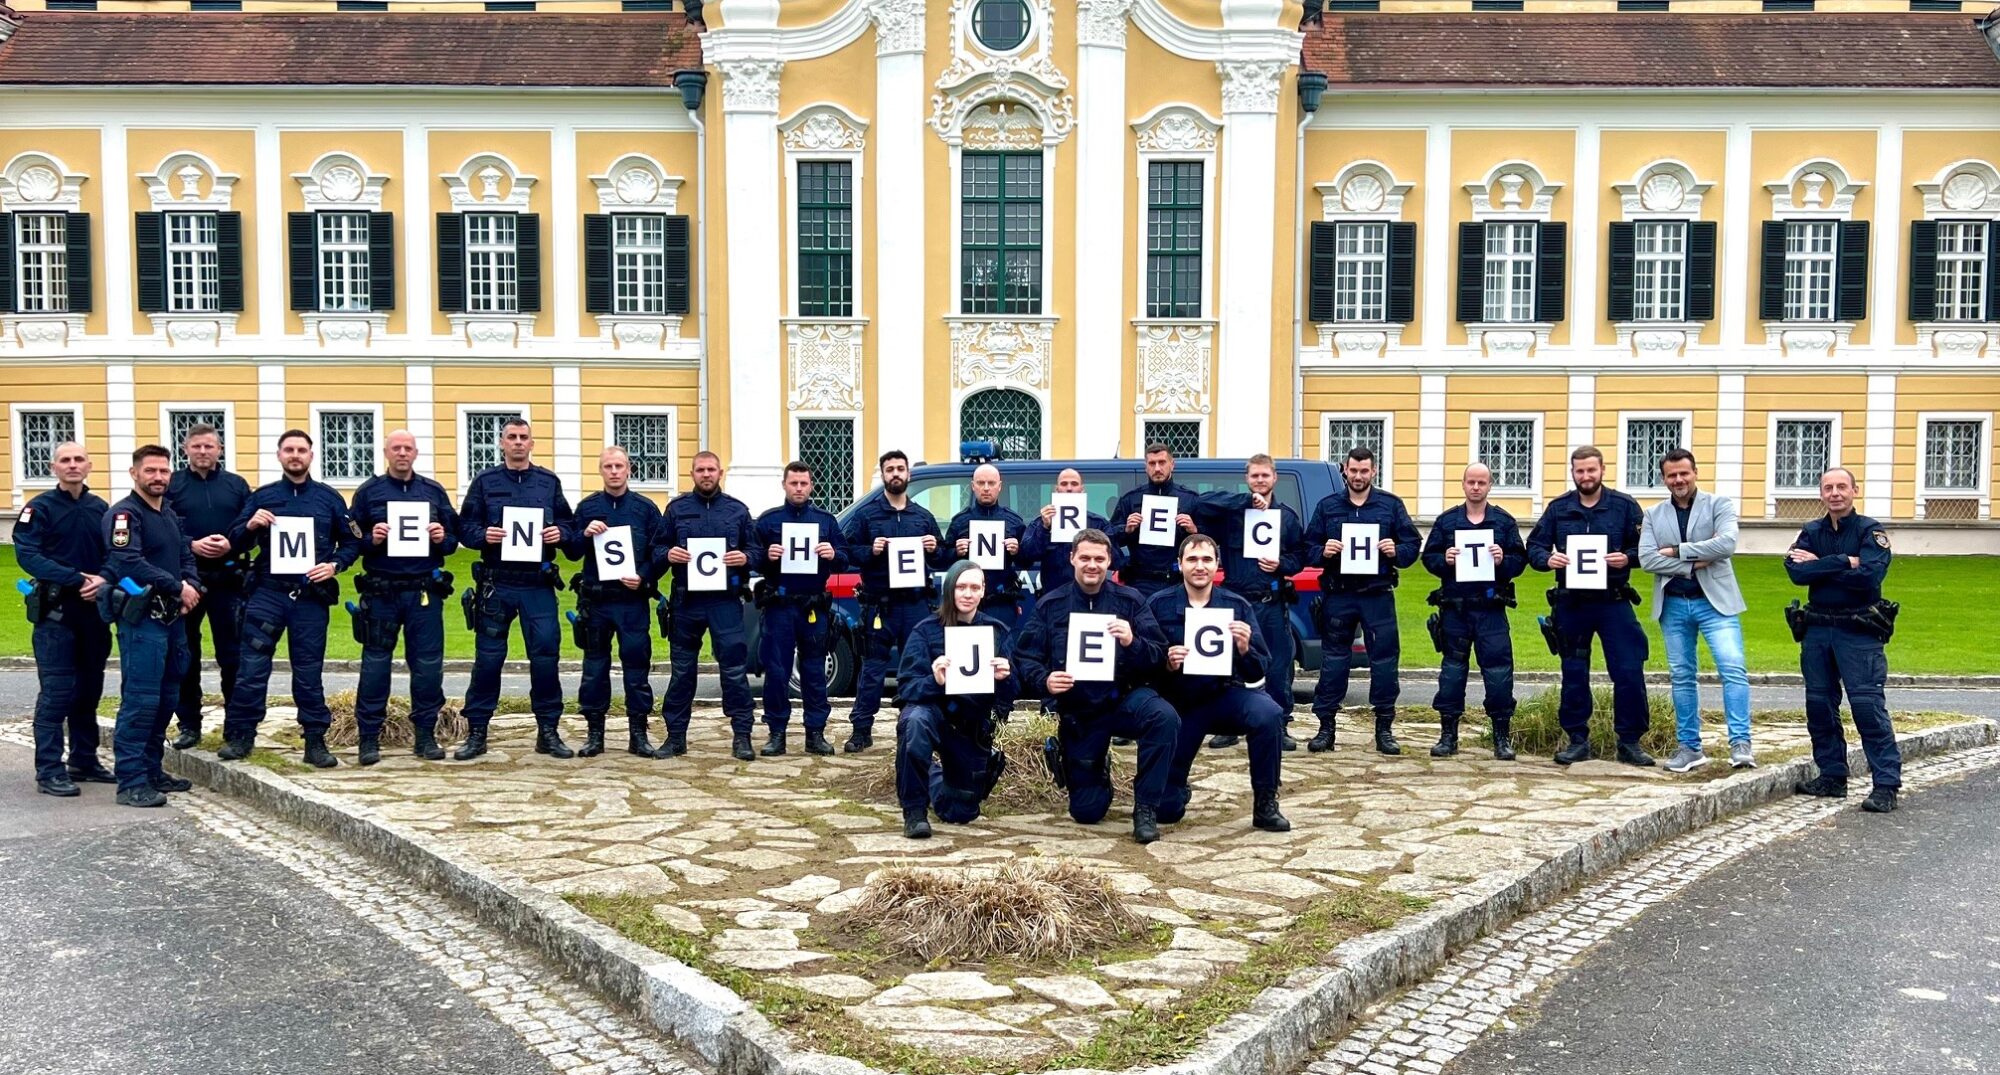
[357,574,430,594]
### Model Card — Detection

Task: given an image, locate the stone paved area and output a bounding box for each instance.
[204,701,1847,1068]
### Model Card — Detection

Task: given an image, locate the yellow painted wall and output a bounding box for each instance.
[429,365,556,492]
[127,128,262,336]
[1594,129,1726,347]
[426,129,553,337]
[0,129,106,336]
[574,130,704,340]
[579,366,702,505]
[1745,129,1878,347]
[1442,373,1567,518]
[1893,375,2000,519]
[1,366,109,511]
[279,129,406,336]
[1300,128,1428,349]
[1449,128,1576,347]
[1595,374,1716,506]
[132,364,261,476]
[1896,130,2000,345]
[1740,374,1870,513]
[1300,373,1420,492]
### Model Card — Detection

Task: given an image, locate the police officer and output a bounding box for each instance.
[569,446,663,758]
[753,461,846,757]
[348,429,459,764]
[102,445,204,808]
[1194,453,1303,749]
[16,441,115,795]
[1150,534,1290,834]
[1019,467,1124,589]
[944,464,1029,633]
[1303,446,1420,755]
[1419,463,1527,760]
[166,423,251,751]
[1111,443,1203,602]
[841,450,944,754]
[1785,466,1900,813]
[457,416,576,760]
[655,450,759,761]
[894,560,1017,839]
[217,429,359,769]
[1526,445,1653,767]
[1012,529,1179,844]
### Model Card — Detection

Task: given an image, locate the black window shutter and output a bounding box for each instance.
[435,213,464,313]
[1307,221,1337,323]
[1758,220,1787,321]
[1385,221,1416,324]
[1907,220,1938,323]
[1836,219,1869,322]
[366,211,395,312]
[1988,223,2000,323]
[514,212,542,314]
[216,211,244,313]
[135,211,166,313]
[1455,221,1485,322]
[1685,220,1717,322]
[663,213,691,315]
[288,211,318,312]
[1605,221,1635,322]
[62,212,92,314]
[0,215,13,314]
[583,213,612,314]
[1533,220,1566,323]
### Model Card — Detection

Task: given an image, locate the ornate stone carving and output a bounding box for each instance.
[296,153,386,210]
[15,166,60,203]
[783,112,867,152]
[321,319,370,344]
[164,318,221,346]
[1942,172,1990,211]
[1076,0,1135,48]
[1766,159,1863,216]
[1632,328,1690,358]
[787,321,865,411]
[614,169,659,205]
[1316,162,1413,221]
[1769,327,1842,361]
[1614,160,1712,220]
[0,154,85,213]
[1918,162,2000,218]
[442,154,536,210]
[1133,109,1217,154]
[1932,329,1990,358]
[468,321,518,346]
[1332,330,1387,361]
[1134,322,1213,415]
[1216,59,1286,113]
[176,165,204,199]
[719,59,784,114]
[1640,172,1684,212]
[448,313,535,348]
[590,155,682,214]
[930,0,1074,146]
[1483,331,1537,360]
[866,0,926,55]
[322,166,365,204]
[303,312,386,347]
[1466,323,1551,359]
[12,317,74,347]
[1342,174,1385,213]
[960,103,1045,150]
[1916,323,1998,359]
[1466,161,1562,217]
[949,317,1054,390]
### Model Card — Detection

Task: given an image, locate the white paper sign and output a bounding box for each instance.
[1454,528,1496,584]
[1244,509,1282,562]
[386,501,430,558]
[1565,534,1609,590]
[1139,495,1179,548]
[1340,522,1381,575]
[500,506,543,563]
[685,536,727,592]
[1182,607,1236,677]
[593,525,636,581]
[886,536,927,589]
[968,520,1007,570]
[1049,493,1088,544]
[945,625,996,696]
[270,516,315,575]
[780,523,819,575]
[1066,612,1116,682]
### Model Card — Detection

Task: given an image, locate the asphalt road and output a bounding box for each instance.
[1446,762,2000,1075]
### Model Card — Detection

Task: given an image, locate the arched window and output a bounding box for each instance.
[959,388,1042,460]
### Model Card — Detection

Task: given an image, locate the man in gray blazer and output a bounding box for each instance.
[1640,449,1752,772]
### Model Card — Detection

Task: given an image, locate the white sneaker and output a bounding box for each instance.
[1664,745,1709,773]
[1729,740,1757,769]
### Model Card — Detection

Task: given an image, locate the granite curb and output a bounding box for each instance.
[161,718,1999,1075]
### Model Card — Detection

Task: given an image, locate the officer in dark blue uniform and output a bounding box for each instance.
[101,445,204,807]
[347,429,459,764]
[1013,529,1179,844]
[15,440,115,795]
[944,464,1029,631]
[1785,466,1901,813]
[1526,445,1653,767]
[568,446,663,759]
[1303,446,1421,755]
[165,422,251,751]
[1149,534,1290,834]
[655,450,759,761]
[753,461,846,757]
[1193,453,1303,748]
[217,429,360,768]
[894,560,1017,839]
[456,416,576,761]
[1018,466,1124,589]
[1111,443,1203,601]
[841,449,945,755]
[1420,463,1527,760]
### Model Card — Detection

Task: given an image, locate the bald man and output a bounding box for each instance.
[1418,463,1527,760]
[1019,468,1124,590]
[348,430,460,763]
[943,465,1029,719]
[16,442,115,794]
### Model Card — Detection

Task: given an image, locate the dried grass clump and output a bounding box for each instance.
[833,710,1129,814]
[323,689,467,748]
[842,859,1143,963]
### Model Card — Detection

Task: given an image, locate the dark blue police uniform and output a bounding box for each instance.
[1196,492,1304,716]
[943,501,1029,633]
[654,487,757,748]
[840,494,946,748]
[166,464,251,744]
[222,476,359,747]
[1786,512,1901,790]
[101,493,201,796]
[458,464,576,745]
[894,611,1018,826]
[348,471,459,747]
[1420,504,1528,745]
[752,498,847,744]
[1527,488,1651,751]
[1111,479,1203,600]
[1148,585,1287,823]
[15,485,113,787]
[1303,487,1421,747]
[569,489,663,750]
[1019,508,1125,590]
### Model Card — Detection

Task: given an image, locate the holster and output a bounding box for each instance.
[459,586,480,632]
[350,595,401,650]
[147,592,182,626]
[113,587,155,627]
[426,570,456,600]
[1277,578,1299,605]
[655,597,674,640]
[570,607,613,652]
[199,559,249,592]
[1784,600,1808,644]
[302,576,341,607]
[1537,614,1563,657]
[22,579,67,625]
[1425,612,1445,654]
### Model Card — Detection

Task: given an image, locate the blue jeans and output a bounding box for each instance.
[663,596,753,735]
[31,600,110,781]
[225,586,331,737]
[464,583,565,729]
[355,585,448,736]
[761,600,830,734]
[577,598,655,730]
[1659,595,1751,750]
[113,617,190,794]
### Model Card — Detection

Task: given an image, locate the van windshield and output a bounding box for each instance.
[839,468,1141,530]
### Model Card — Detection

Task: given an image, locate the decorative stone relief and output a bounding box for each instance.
[1766,159,1864,216]
[866,0,926,55]
[781,109,868,153]
[1315,161,1413,221]
[1466,161,1562,218]
[1132,108,1218,154]
[447,313,538,348]
[143,151,238,211]
[719,59,785,113]
[1076,0,1135,48]
[590,154,684,214]
[960,103,1045,150]
[1916,324,1998,360]
[1764,325,1850,361]
[302,312,389,348]
[930,0,1074,146]
[949,318,1054,391]
[1215,59,1286,113]
[1917,160,2000,218]
[602,317,685,350]
[1133,323,1212,415]
[1614,160,1712,219]
[295,152,387,210]
[441,154,535,211]
[0,152,86,212]
[1465,323,1551,360]
[786,321,865,411]
[1619,327,1692,359]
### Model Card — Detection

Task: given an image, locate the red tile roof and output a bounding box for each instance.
[0,12,703,88]
[1301,12,2000,90]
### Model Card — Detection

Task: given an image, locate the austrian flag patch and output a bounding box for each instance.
[15,506,30,525]
[112,512,132,549]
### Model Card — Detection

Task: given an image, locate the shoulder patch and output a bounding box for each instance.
[349,517,364,539]
[16,506,29,525]
[111,511,131,548]
[1873,529,1890,549]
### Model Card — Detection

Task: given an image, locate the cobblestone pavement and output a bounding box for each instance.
[194,697,1895,1068]
[1304,743,2000,1075]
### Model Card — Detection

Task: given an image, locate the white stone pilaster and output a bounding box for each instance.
[553,365,583,504]
[716,57,787,506]
[100,126,133,339]
[1870,125,1903,358]
[1865,372,1895,518]
[106,365,135,499]
[1566,373,1596,457]
[1569,125,1600,341]
[1418,373,1447,517]
[1073,0,1129,458]
[1212,58,1288,455]
[1715,372,1745,503]
[1720,123,1752,350]
[1421,125,1451,352]
[255,126,283,342]
[404,364,435,471]
[552,125,580,344]
[872,10,927,462]
[403,126,432,332]
[257,364,285,485]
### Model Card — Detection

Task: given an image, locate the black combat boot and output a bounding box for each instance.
[1307,720,1338,753]
[655,726,687,758]
[902,805,932,839]
[1207,735,1239,750]
[1491,716,1517,761]
[1374,715,1402,756]
[454,725,490,761]
[151,774,193,793]
[170,720,202,752]
[66,760,116,784]
[1861,785,1898,813]
[1431,717,1460,758]
[627,721,655,757]
[1252,789,1291,833]
[578,715,607,758]
[302,732,338,769]
[1131,804,1161,845]
[843,730,874,753]
[759,731,787,756]
[535,723,575,759]
[1279,730,1298,752]
[731,732,755,761]
[1615,741,1656,767]
[1794,774,1848,798]
[216,736,255,761]
[804,728,835,756]
[412,726,446,761]
[116,787,168,808]
[37,774,80,797]
[1554,737,1592,766]
[357,735,381,766]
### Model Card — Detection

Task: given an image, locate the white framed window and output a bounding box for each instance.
[317,212,371,313]
[1142,418,1204,461]
[1919,413,1991,520]
[606,407,677,488]
[14,213,68,314]
[1631,221,1686,322]
[1934,221,1988,322]
[457,405,529,491]
[161,405,232,471]
[1618,412,1692,493]
[1472,414,1542,500]
[1323,414,1392,490]
[313,405,379,484]
[10,405,80,485]
[1310,160,1413,341]
[1482,221,1536,324]
[793,414,859,513]
[165,211,220,313]
[464,212,519,314]
[612,214,668,316]
[1783,220,1838,322]
[1334,222,1388,322]
[1770,415,1839,494]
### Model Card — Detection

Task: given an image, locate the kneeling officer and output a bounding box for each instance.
[894,560,1017,839]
